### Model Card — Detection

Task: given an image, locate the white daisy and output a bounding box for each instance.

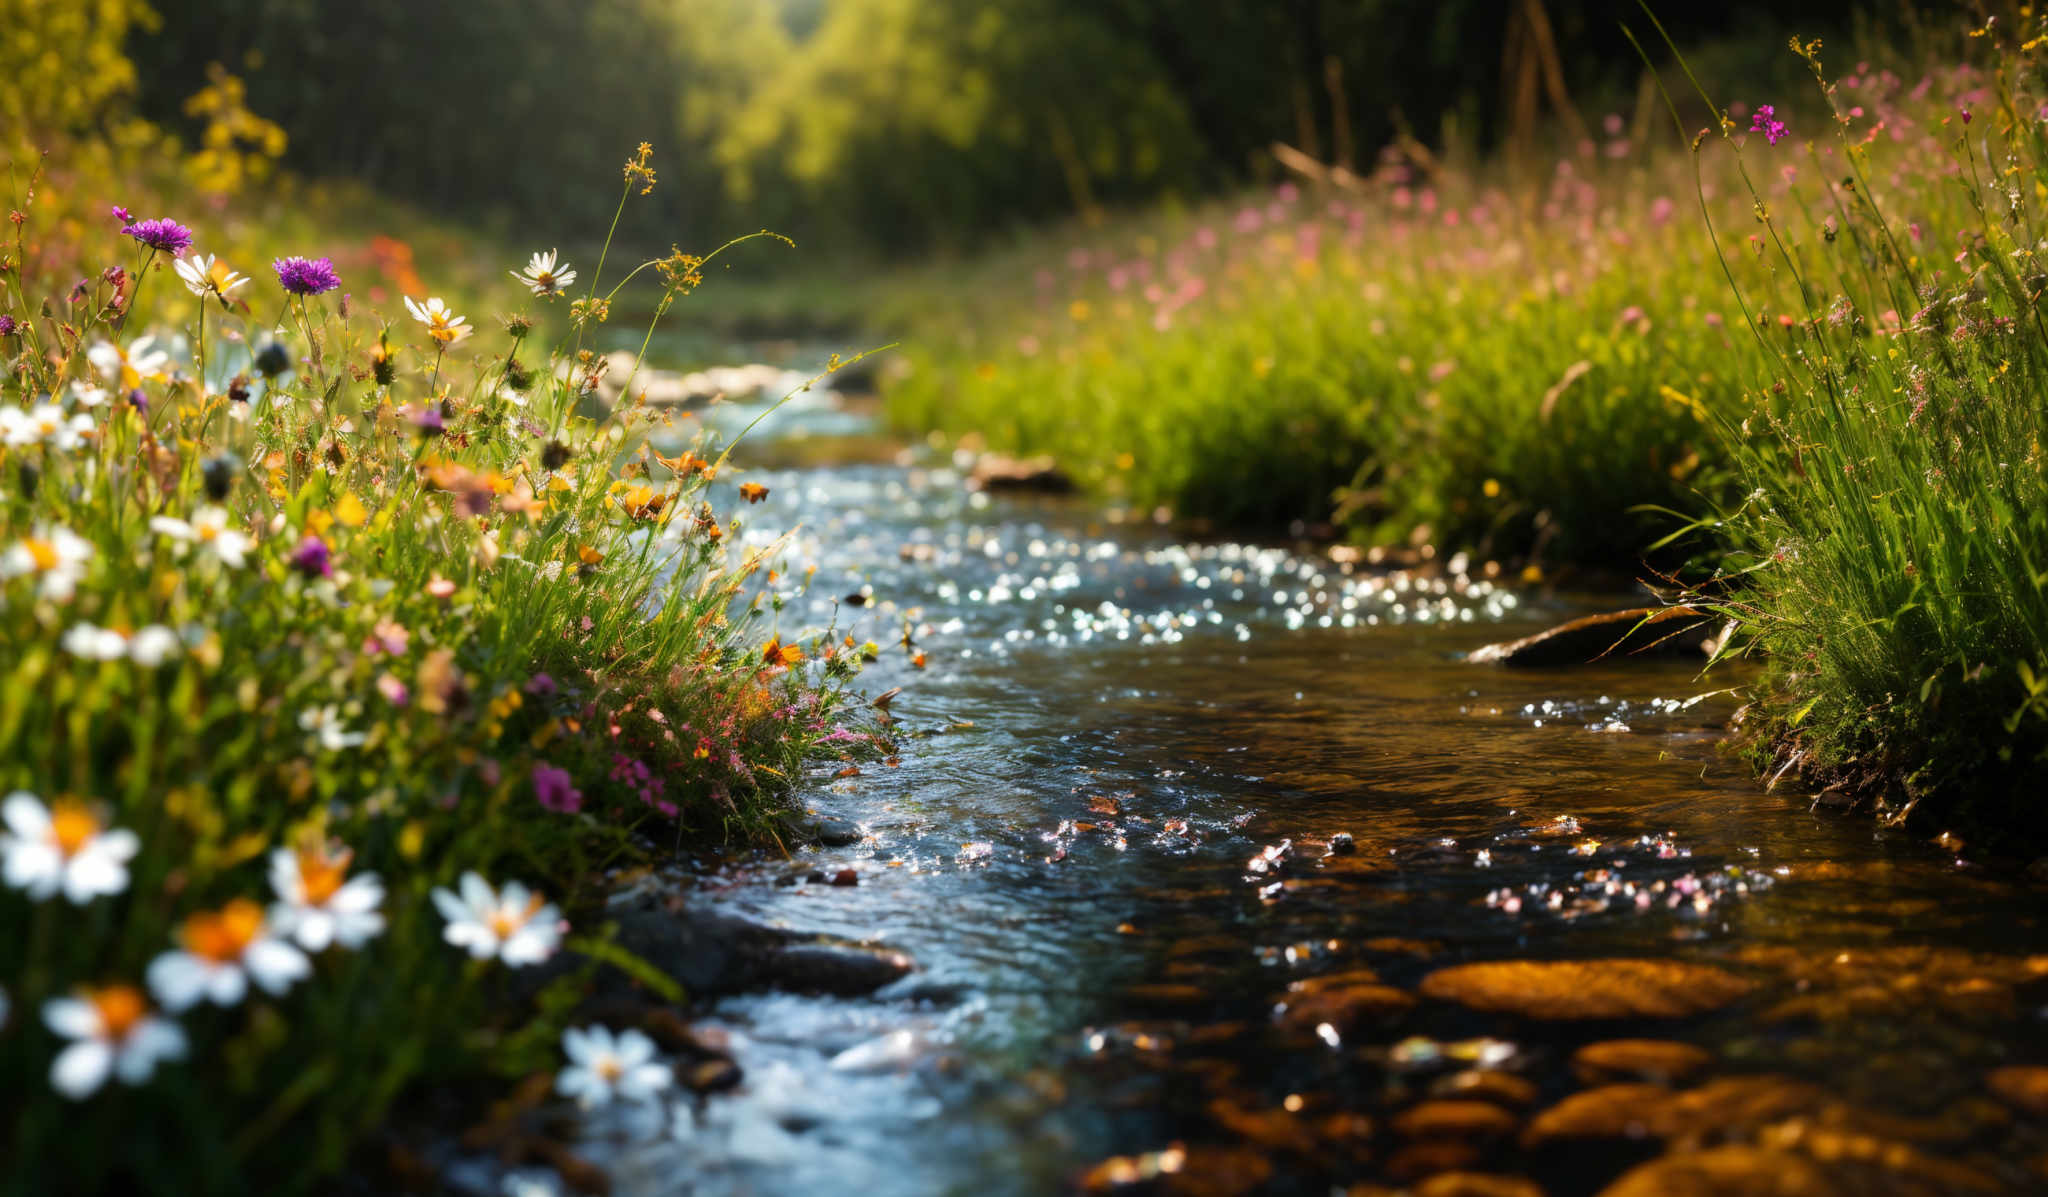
[403,296,469,344]
[297,703,366,750]
[556,1025,671,1109]
[2,402,93,450]
[128,626,182,667]
[269,844,385,951]
[43,986,187,1099]
[69,382,112,408]
[86,335,173,390]
[61,623,131,660]
[145,898,311,1012]
[173,253,248,304]
[150,506,252,568]
[512,250,577,299]
[2,525,94,601]
[432,872,563,966]
[1,791,138,904]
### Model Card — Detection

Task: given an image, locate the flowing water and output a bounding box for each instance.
[543,365,2048,1197]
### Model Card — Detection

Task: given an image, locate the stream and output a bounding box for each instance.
[514,358,2048,1196]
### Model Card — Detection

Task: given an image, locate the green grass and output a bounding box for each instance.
[1656,20,2048,841]
[0,147,882,1192]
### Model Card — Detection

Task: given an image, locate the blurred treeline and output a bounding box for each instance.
[120,0,1907,255]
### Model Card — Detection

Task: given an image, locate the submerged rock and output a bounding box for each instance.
[1596,1147,1836,1197]
[759,943,915,995]
[1572,1039,1715,1085]
[1467,606,1720,667]
[1391,1100,1521,1140]
[1987,1066,2048,1116]
[968,453,1075,494]
[1414,1174,1547,1197]
[1418,959,1755,1020]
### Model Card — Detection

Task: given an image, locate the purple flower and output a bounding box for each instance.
[524,673,557,698]
[127,389,148,415]
[273,256,342,297]
[407,403,445,436]
[532,764,583,814]
[1750,104,1789,146]
[121,217,194,255]
[288,533,333,579]
[0,315,17,337]
[110,205,132,224]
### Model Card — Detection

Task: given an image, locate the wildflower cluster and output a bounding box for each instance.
[0,151,874,1190]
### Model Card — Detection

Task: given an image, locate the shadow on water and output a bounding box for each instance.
[573,367,2048,1197]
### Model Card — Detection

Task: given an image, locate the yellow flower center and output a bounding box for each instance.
[596,1056,624,1082]
[487,894,545,941]
[180,897,267,963]
[89,985,148,1042]
[49,801,100,857]
[197,523,219,543]
[25,539,60,571]
[297,847,352,905]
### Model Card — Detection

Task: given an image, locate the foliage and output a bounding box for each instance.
[0,147,878,1193]
[0,0,157,134]
[1656,16,2048,836]
[120,1,1889,255]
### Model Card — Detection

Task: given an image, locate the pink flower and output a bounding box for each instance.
[532,764,582,814]
[1750,104,1789,146]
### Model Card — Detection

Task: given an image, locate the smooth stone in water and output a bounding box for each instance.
[1418,959,1754,1020]
[760,943,915,995]
[1572,1039,1714,1085]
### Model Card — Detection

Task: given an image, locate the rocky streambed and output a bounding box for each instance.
[441,358,2048,1197]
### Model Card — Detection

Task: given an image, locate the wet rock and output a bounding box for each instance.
[1327,831,1357,855]
[1572,1039,1714,1086]
[1418,959,1754,1020]
[1391,1100,1521,1140]
[1431,1069,1541,1109]
[758,943,914,995]
[782,812,865,846]
[1988,1066,2048,1116]
[1205,1098,1320,1154]
[608,903,790,996]
[1521,1084,1673,1146]
[1466,606,1719,667]
[968,453,1074,494]
[683,1057,742,1093]
[830,868,859,887]
[1596,1146,1836,1197]
[1276,972,1416,1032]
[1384,1140,1484,1182]
[1415,1174,1547,1197]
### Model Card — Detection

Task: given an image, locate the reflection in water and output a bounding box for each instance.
[571,382,2048,1196]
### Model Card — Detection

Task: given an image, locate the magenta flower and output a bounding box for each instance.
[532,764,583,813]
[110,205,132,223]
[1750,105,1789,146]
[288,534,333,579]
[273,256,342,296]
[121,217,194,255]
[0,315,17,337]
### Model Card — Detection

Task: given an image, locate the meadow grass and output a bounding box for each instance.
[1649,17,2048,841]
[0,145,883,1193]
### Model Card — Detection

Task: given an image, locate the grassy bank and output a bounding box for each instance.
[1669,22,2048,841]
[0,146,880,1192]
[876,18,2048,833]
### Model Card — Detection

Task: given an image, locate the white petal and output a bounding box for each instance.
[619,1063,672,1101]
[269,850,302,903]
[146,953,212,1012]
[614,1028,656,1067]
[205,963,248,1006]
[457,872,495,914]
[5,840,62,898]
[244,939,310,994]
[61,848,129,903]
[331,909,385,949]
[2,792,50,838]
[331,874,384,915]
[42,997,102,1039]
[51,1041,113,1099]
[292,909,336,952]
[430,886,471,924]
